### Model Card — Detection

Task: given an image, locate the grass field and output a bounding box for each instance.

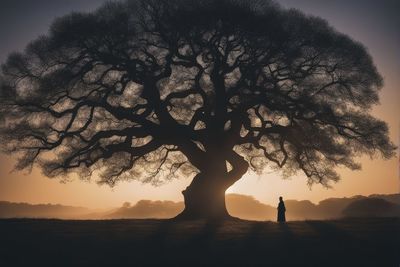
[0,217,399,266]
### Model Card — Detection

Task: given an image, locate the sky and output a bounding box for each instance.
[0,0,398,209]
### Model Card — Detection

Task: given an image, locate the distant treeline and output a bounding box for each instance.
[1,193,399,220]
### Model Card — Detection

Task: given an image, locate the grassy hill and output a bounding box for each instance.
[0,217,398,266]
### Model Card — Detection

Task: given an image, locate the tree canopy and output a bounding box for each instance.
[0,0,395,190]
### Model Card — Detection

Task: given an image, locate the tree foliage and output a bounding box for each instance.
[0,0,395,188]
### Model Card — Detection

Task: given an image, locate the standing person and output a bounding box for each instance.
[277,196,286,222]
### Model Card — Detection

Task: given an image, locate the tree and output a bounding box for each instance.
[0,0,395,219]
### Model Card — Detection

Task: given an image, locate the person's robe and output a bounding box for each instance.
[277,201,286,222]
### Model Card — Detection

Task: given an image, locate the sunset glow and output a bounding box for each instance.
[0,0,398,209]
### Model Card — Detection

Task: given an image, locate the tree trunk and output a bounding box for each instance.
[175,152,248,220]
[176,173,230,220]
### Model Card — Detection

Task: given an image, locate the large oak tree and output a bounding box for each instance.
[0,0,395,219]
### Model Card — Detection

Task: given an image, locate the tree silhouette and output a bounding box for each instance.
[0,0,395,219]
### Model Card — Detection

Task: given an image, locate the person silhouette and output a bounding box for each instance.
[277,196,286,222]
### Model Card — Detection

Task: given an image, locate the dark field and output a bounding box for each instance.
[0,218,399,266]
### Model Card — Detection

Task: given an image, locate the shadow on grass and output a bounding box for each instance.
[0,218,399,266]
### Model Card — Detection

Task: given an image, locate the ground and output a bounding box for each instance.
[0,218,399,266]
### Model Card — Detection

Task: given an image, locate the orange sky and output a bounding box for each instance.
[0,0,398,208]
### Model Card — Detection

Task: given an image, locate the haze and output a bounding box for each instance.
[0,0,398,209]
